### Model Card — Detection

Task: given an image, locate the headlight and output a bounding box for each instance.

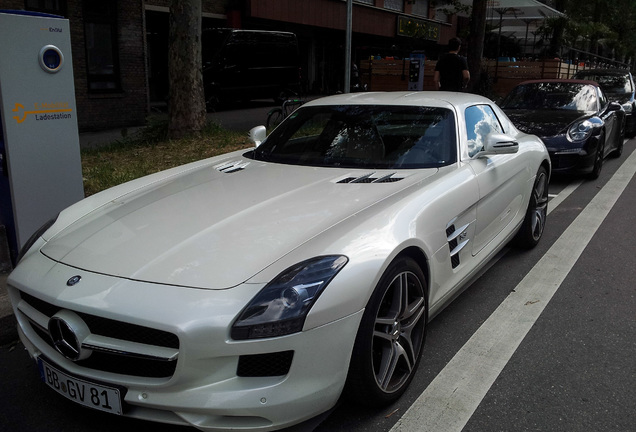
[15,216,58,265]
[231,255,348,340]
[568,119,594,142]
[622,102,633,113]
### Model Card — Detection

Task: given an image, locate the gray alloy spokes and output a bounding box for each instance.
[373,271,426,392]
[532,171,548,241]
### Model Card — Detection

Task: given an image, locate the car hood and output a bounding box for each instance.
[503,109,589,137]
[41,157,434,289]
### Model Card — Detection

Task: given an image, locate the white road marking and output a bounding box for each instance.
[547,180,583,215]
[391,151,636,432]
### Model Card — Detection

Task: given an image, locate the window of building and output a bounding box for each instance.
[411,0,429,18]
[434,0,452,22]
[384,0,403,12]
[355,0,375,5]
[83,0,121,92]
[25,0,67,16]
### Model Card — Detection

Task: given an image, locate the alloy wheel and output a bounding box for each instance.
[531,169,548,241]
[372,270,427,394]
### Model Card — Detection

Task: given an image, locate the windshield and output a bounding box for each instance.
[501,82,598,112]
[251,105,457,169]
[575,72,632,94]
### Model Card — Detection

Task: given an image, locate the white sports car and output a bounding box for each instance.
[8,92,550,431]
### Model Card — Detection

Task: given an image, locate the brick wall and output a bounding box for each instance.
[68,0,148,132]
[0,0,23,9]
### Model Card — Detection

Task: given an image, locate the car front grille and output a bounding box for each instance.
[18,291,179,379]
[550,154,579,170]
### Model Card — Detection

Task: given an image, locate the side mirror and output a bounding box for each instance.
[475,133,519,158]
[608,101,623,112]
[248,126,267,147]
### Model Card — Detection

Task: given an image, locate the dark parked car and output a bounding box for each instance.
[500,79,624,179]
[202,29,301,109]
[572,68,636,137]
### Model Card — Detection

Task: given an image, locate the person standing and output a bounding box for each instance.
[434,37,470,92]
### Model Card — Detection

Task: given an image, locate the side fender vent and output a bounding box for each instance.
[447,222,470,269]
[215,160,250,173]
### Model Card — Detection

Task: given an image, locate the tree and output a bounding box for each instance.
[544,0,636,66]
[168,0,206,139]
[467,0,487,93]
[547,0,568,57]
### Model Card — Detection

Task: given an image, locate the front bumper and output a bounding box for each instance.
[8,255,363,431]
[544,135,599,175]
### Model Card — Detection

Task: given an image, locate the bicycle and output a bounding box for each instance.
[266,96,304,130]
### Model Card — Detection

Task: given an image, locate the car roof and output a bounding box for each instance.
[518,79,600,87]
[304,91,494,110]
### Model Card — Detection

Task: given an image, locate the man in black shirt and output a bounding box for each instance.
[433,37,470,92]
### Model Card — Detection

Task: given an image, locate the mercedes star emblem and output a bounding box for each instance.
[66,275,81,286]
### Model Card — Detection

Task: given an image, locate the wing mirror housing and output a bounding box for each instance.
[476,133,519,158]
[608,101,623,112]
[248,126,267,147]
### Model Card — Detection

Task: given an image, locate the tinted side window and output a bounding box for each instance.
[597,88,608,109]
[465,105,504,157]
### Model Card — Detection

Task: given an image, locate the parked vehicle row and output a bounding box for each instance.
[7,64,633,430]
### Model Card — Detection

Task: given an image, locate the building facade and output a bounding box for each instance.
[0,0,463,131]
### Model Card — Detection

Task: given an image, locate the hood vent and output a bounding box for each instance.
[215,160,250,173]
[337,173,404,184]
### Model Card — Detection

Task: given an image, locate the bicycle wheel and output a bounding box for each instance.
[267,108,284,129]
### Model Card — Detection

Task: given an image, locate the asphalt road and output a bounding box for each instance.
[1,103,634,432]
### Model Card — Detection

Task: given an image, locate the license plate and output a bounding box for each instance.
[38,358,123,415]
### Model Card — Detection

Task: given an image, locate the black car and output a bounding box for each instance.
[500,79,625,179]
[572,68,636,137]
[202,29,301,109]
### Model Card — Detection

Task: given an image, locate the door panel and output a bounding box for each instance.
[463,104,526,255]
[469,156,526,254]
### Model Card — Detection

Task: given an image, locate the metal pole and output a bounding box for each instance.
[345,0,352,93]
[495,10,503,82]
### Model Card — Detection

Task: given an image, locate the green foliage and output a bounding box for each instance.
[81,119,250,197]
[546,0,636,64]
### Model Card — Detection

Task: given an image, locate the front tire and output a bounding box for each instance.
[345,257,428,406]
[513,166,548,249]
[589,133,605,179]
[612,121,625,158]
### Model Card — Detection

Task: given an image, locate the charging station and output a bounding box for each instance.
[0,10,84,264]
[408,51,426,91]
